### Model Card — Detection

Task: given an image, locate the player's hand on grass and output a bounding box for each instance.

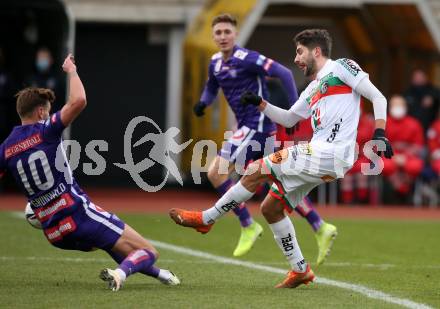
[193,102,206,117]
[371,128,394,159]
[62,53,77,74]
[240,91,262,106]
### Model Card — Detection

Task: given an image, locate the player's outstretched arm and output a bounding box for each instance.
[240,91,305,128]
[60,54,87,127]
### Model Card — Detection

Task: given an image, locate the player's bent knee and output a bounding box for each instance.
[261,196,284,223]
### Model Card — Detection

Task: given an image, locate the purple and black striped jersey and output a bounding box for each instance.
[0,112,90,229]
[201,45,294,133]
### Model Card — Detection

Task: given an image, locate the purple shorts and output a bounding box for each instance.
[219,126,277,165]
[43,202,125,252]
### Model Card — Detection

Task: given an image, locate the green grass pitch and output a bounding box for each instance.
[0,211,439,308]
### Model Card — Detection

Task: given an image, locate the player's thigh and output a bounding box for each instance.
[111,224,158,258]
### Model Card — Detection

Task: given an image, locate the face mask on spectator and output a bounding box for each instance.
[390,106,406,119]
[36,58,50,72]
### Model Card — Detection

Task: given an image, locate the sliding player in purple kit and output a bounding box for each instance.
[192,13,337,263]
[0,54,180,291]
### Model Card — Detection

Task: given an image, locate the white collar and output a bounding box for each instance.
[316,59,333,80]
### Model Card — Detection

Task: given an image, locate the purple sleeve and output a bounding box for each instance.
[200,62,219,106]
[267,62,298,106]
[244,51,298,106]
[43,111,66,141]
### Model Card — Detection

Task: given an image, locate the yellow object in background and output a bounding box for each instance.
[181,0,262,174]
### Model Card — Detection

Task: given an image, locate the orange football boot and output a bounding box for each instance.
[169,208,213,234]
[275,264,315,288]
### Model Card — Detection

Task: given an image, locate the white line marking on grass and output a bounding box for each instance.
[151,240,433,309]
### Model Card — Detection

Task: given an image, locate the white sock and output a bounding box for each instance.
[269,216,307,273]
[202,181,254,225]
[115,268,127,282]
[158,269,171,281]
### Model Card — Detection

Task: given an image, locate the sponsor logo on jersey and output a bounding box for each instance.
[35,192,75,222]
[256,55,266,66]
[269,148,289,164]
[233,49,248,60]
[5,134,43,159]
[327,118,343,143]
[337,58,360,76]
[297,143,313,155]
[320,81,329,94]
[263,58,274,71]
[44,216,77,243]
[312,108,322,131]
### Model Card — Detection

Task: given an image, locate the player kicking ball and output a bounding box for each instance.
[194,13,337,263]
[170,29,393,288]
[0,54,180,291]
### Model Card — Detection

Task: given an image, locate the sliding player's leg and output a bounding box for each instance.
[101,224,180,291]
[260,193,315,288]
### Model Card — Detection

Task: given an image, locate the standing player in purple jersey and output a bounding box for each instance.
[191,13,337,262]
[0,54,180,291]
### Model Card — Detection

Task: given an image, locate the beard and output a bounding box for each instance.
[304,56,317,77]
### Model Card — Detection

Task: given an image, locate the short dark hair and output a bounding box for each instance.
[212,13,237,27]
[294,29,332,57]
[15,87,54,118]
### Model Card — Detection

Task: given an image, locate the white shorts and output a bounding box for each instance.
[261,143,349,209]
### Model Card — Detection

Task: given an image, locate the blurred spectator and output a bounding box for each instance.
[382,95,424,197]
[340,102,375,204]
[26,47,64,111]
[0,47,16,143]
[427,116,440,175]
[404,69,440,132]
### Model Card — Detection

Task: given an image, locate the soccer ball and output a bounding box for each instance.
[24,203,42,229]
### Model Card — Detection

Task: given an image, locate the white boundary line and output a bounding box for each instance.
[151,240,433,309]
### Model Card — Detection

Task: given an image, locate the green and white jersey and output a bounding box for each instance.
[291,59,368,165]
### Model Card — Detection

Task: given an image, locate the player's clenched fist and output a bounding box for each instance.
[62,53,77,73]
[240,91,262,106]
[193,102,206,117]
[371,128,394,159]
